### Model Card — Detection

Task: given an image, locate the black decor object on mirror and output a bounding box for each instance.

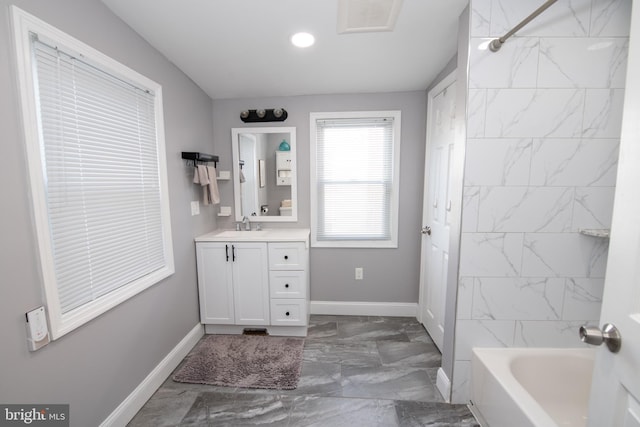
[240,108,288,123]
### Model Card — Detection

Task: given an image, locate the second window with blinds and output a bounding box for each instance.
[310,111,401,248]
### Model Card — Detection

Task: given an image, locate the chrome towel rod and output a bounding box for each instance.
[489,0,558,52]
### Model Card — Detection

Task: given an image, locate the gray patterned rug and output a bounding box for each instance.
[172,334,305,390]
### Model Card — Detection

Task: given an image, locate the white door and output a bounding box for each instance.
[196,243,234,324]
[419,71,457,351]
[587,4,640,425]
[232,242,270,325]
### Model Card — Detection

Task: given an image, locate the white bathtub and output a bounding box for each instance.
[470,347,596,427]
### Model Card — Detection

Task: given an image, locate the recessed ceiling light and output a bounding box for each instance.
[291,32,315,48]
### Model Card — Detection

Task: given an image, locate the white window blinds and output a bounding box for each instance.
[32,37,168,314]
[313,115,398,244]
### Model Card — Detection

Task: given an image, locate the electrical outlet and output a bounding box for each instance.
[355,267,364,280]
[190,201,200,216]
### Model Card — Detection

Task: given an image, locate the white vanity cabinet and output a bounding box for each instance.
[195,242,269,325]
[269,242,308,326]
[195,229,310,337]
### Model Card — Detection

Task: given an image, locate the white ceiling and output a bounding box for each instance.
[101,0,468,100]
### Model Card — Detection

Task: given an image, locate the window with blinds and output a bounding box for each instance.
[310,111,401,248]
[12,7,174,339]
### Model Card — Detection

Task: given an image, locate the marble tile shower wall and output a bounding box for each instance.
[451,0,632,403]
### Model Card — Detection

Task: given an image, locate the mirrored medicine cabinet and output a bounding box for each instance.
[231,127,297,222]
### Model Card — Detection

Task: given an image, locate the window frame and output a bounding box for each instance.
[11,6,175,339]
[310,110,401,248]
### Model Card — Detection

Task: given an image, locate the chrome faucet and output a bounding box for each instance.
[242,216,251,231]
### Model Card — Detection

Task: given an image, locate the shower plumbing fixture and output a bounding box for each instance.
[489,0,558,52]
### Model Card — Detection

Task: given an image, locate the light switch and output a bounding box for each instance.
[191,201,200,216]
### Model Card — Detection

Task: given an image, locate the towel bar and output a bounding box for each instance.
[182,151,219,167]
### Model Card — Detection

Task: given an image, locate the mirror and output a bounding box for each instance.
[232,127,297,222]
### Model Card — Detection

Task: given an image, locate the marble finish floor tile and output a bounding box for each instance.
[180,391,293,426]
[284,361,343,397]
[306,320,338,339]
[337,321,411,342]
[395,400,480,427]
[426,367,441,385]
[128,389,199,427]
[288,396,399,427]
[341,366,444,402]
[303,341,381,367]
[129,315,477,426]
[377,341,442,367]
[407,330,436,344]
[369,316,427,333]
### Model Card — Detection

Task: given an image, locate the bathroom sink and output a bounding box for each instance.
[213,230,270,240]
[195,228,310,243]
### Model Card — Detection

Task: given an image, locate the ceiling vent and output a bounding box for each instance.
[337,0,404,34]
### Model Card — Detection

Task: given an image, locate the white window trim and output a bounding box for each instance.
[310,110,401,248]
[11,6,175,339]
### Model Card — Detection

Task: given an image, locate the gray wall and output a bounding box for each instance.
[0,1,215,425]
[213,92,427,303]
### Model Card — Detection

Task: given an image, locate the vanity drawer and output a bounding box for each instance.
[270,271,307,299]
[270,299,307,326]
[268,242,307,270]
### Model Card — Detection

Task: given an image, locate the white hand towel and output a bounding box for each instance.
[206,165,221,204]
[197,165,210,205]
[197,165,209,185]
[239,169,246,183]
[202,187,210,205]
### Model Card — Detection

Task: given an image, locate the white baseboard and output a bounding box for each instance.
[100,323,204,427]
[436,367,451,403]
[310,301,418,317]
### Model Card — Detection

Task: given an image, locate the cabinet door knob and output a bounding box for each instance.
[284,255,288,260]
[285,311,290,316]
[285,284,289,288]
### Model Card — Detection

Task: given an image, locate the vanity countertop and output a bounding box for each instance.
[195,228,310,244]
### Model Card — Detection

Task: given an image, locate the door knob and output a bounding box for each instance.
[579,323,621,353]
[421,226,432,235]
